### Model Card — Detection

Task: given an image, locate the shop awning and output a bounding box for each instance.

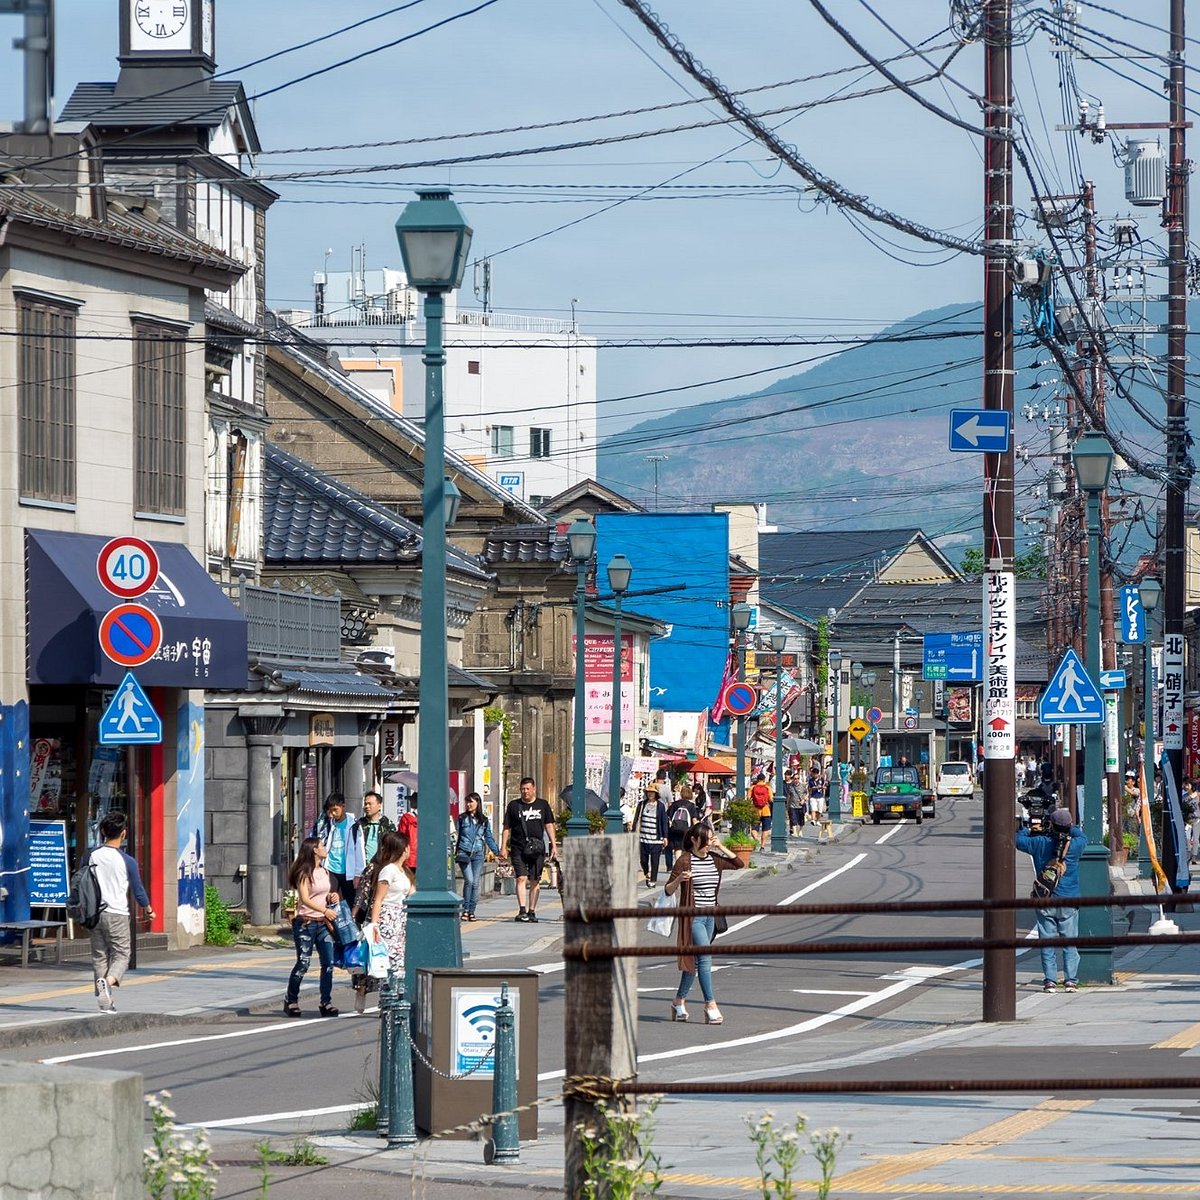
[26,529,248,688]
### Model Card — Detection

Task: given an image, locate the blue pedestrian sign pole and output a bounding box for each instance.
[1038,648,1106,725]
[99,672,163,745]
[1117,585,1145,643]
[948,409,1012,453]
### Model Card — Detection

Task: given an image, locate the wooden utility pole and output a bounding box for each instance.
[981,0,1017,1023]
[1162,0,1190,889]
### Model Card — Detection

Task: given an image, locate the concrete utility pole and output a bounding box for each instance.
[981,0,1017,1024]
[0,0,52,134]
[1162,0,1190,890]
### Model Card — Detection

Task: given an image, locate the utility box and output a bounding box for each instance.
[413,968,539,1140]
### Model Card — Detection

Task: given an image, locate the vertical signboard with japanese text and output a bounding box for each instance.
[983,572,1015,759]
[1162,633,1185,750]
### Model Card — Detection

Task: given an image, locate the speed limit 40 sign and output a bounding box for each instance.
[97,536,159,599]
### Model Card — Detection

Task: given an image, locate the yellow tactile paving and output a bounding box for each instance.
[828,1098,1092,1192]
[1152,1020,1200,1049]
[0,954,284,1005]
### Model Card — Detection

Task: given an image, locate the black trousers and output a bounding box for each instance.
[639,842,663,882]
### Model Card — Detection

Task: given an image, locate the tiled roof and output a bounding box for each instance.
[759,529,929,618]
[276,667,400,701]
[484,524,570,565]
[264,442,489,580]
[61,80,248,130]
[0,186,243,272]
[205,299,257,337]
[266,331,547,523]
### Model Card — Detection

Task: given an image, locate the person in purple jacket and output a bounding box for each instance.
[88,811,154,1013]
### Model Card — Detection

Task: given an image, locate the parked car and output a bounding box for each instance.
[868,765,930,825]
[936,761,975,800]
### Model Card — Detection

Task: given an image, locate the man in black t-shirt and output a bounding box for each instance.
[500,776,558,923]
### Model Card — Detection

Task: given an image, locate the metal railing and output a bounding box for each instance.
[238,579,342,664]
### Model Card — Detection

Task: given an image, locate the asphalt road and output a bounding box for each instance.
[18,795,1200,1199]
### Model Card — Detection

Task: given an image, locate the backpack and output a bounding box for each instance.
[669,804,693,835]
[750,783,772,811]
[66,859,105,929]
[1030,832,1071,901]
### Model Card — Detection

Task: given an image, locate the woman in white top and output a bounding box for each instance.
[368,830,413,999]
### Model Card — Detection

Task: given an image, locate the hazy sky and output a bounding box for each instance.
[0,1,1184,439]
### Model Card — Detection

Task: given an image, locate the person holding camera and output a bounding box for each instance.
[1016,807,1087,993]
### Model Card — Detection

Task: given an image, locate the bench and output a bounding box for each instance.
[0,920,67,967]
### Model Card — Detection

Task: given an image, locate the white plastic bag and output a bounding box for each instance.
[646,888,677,938]
[363,923,390,979]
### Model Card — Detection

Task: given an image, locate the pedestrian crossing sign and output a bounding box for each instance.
[99,672,163,745]
[1038,648,1105,726]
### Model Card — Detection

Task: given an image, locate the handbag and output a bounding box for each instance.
[331,899,359,948]
[646,888,677,938]
[712,912,729,938]
[364,924,390,979]
[335,939,365,972]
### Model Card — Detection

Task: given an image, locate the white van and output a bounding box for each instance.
[936,761,975,798]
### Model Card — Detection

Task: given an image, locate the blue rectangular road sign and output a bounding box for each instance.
[1118,584,1145,644]
[1100,670,1127,690]
[948,409,1012,453]
[923,631,983,681]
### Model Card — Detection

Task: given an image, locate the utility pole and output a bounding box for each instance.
[645,455,667,511]
[981,0,1017,1024]
[1162,0,1190,891]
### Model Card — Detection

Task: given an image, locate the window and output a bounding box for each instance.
[529,494,552,509]
[134,322,187,515]
[18,295,76,503]
[491,425,514,457]
[467,359,481,375]
[530,427,551,458]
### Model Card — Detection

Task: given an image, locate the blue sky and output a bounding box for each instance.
[0,1,1183,439]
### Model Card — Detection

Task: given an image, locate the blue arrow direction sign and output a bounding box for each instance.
[948,409,1012,453]
[99,672,163,745]
[922,631,983,681]
[1100,669,1127,690]
[1038,648,1106,725]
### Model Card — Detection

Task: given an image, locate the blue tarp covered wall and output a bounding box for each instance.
[596,513,729,714]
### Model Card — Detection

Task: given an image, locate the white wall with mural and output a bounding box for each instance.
[176,698,205,943]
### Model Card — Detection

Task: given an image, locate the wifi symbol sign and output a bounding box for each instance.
[462,1002,497,1042]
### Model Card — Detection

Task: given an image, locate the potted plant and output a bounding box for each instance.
[281,888,298,920]
[723,798,759,867]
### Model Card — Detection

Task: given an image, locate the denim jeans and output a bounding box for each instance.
[461,850,485,914]
[286,918,334,1006]
[1035,904,1080,983]
[676,914,715,1003]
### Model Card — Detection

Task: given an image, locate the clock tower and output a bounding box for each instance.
[116,0,215,94]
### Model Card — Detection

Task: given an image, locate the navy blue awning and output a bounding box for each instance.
[26,529,248,688]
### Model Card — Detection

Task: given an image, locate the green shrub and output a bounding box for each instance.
[586,808,606,835]
[204,884,236,946]
[727,798,758,834]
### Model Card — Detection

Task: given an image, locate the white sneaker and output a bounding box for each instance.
[97,978,114,1012]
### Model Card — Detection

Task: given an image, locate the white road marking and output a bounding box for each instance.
[792,988,874,997]
[179,1103,366,1130]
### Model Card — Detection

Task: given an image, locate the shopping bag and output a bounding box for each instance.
[646,888,677,938]
[364,924,390,980]
[331,899,359,947]
[337,940,365,972]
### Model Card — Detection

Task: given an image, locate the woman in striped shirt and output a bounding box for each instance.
[664,823,744,1024]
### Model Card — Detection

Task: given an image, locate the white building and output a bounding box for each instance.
[279,266,598,509]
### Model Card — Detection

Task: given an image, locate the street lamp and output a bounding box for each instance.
[394,188,473,980]
[732,602,752,802]
[1072,429,1114,984]
[862,669,878,779]
[828,648,843,820]
[566,519,596,838]
[1137,576,1162,880]
[605,554,632,834]
[770,630,788,852]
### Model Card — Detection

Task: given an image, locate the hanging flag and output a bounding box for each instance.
[709,651,736,724]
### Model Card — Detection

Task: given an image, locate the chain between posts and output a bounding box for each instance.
[409,1036,496,1081]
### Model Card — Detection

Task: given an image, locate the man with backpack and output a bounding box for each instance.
[86,811,153,1012]
[749,774,773,851]
[1016,807,1086,993]
[664,783,698,870]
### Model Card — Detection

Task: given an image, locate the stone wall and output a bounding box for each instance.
[204,706,249,905]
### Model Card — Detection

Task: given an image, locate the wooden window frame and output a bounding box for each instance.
[18,294,77,504]
[133,320,187,516]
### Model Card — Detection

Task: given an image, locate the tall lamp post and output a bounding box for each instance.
[1137,577,1162,880]
[394,188,473,977]
[732,602,752,801]
[1072,431,1115,984]
[770,630,788,852]
[566,519,597,837]
[605,554,632,834]
[862,669,878,779]
[828,648,843,820]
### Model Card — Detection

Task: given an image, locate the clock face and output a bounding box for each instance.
[132,1,190,41]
